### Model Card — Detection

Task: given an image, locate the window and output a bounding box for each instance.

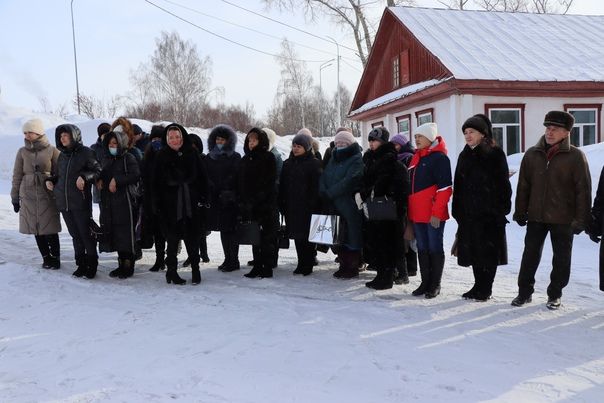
[371,121,384,128]
[415,108,433,126]
[565,104,601,147]
[396,114,411,137]
[392,56,400,89]
[486,104,524,155]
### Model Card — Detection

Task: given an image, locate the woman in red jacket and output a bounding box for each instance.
[408,122,452,298]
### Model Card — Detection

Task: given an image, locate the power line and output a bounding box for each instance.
[219,0,360,54]
[143,0,331,63]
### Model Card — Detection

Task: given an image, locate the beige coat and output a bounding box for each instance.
[11,134,62,235]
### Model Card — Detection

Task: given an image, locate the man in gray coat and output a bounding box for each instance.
[512,111,591,310]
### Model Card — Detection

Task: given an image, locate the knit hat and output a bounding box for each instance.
[292,133,312,152]
[149,124,164,141]
[462,114,493,138]
[297,127,313,137]
[390,133,409,147]
[543,111,574,131]
[368,126,390,143]
[97,122,111,137]
[334,130,356,147]
[22,118,45,136]
[132,124,143,136]
[336,126,352,134]
[415,122,438,142]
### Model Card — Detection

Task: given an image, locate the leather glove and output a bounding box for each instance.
[589,233,601,243]
[429,215,441,229]
[354,193,364,210]
[515,218,527,227]
[12,203,20,213]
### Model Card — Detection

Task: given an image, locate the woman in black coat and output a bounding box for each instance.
[204,125,242,272]
[46,124,101,278]
[152,123,209,285]
[357,127,409,290]
[239,127,278,279]
[98,130,141,279]
[588,166,604,292]
[279,134,322,275]
[452,114,512,301]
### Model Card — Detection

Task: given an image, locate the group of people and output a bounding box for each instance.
[11,110,604,309]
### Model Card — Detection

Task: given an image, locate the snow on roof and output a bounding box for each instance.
[350,78,450,116]
[389,7,604,82]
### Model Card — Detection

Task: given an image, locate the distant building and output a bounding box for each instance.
[349,7,604,162]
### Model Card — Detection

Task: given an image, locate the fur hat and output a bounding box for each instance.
[334,130,356,147]
[22,118,45,136]
[263,127,277,150]
[416,122,438,142]
[543,111,574,131]
[149,124,165,141]
[97,122,111,137]
[297,127,313,137]
[292,133,312,152]
[462,114,493,138]
[132,124,144,136]
[368,126,390,143]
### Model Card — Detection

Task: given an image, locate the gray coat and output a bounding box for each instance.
[11,134,61,235]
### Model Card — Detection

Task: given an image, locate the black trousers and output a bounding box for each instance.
[294,238,315,269]
[61,209,97,258]
[518,222,573,299]
[35,233,60,258]
[251,213,278,268]
[220,230,239,265]
[166,235,199,269]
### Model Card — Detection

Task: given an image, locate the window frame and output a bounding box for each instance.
[415,108,434,126]
[396,114,411,137]
[371,121,384,129]
[392,55,400,89]
[485,103,525,154]
[564,103,602,146]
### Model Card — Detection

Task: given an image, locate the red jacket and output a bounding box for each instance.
[408,136,452,223]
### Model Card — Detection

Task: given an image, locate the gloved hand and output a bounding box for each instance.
[354,193,364,210]
[515,218,527,227]
[12,203,20,213]
[429,215,440,229]
[589,233,601,243]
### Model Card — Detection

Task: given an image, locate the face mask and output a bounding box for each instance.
[216,143,224,150]
[109,147,118,156]
[336,146,347,150]
[151,141,162,151]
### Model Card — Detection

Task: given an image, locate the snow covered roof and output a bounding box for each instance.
[389,7,604,82]
[349,78,450,116]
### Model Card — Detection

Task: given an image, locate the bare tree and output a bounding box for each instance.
[38,96,69,118]
[452,0,573,12]
[437,0,471,9]
[72,94,123,119]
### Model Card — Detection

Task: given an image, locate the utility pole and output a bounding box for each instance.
[71,0,81,114]
[319,59,333,136]
[326,36,341,127]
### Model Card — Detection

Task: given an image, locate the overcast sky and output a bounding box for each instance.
[1,0,603,121]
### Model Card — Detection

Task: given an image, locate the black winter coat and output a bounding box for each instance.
[452,142,512,267]
[238,131,277,221]
[206,125,241,231]
[152,124,209,240]
[52,124,101,212]
[279,152,322,239]
[99,132,141,253]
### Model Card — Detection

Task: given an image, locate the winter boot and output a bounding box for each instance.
[72,255,87,277]
[200,236,210,263]
[166,263,186,285]
[412,252,431,296]
[425,252,445,299]
[474,266,496,301]
[84,255,98,279]
[42,255,52,269]
[149,253,165,272]
[48,255,61,269]
[244,265,262,278]
[335,250,360,279]
[366,269,394,290]
[109,259,123,278]
[118,259,134,279]
[406,248,417,276]
[462,266,482,299]
[191,264,201,285]
[394,256,409,285]
[259,264,273,279]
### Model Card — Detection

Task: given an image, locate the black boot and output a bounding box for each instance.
[72,255,87,277]
[462,266,481,299]
[191,264,201,285]
[109,258,123,278]
[394,256,409,285]
[84,255,98,279]
[425,252,445,299]
[259,264,273,279]
[149,253,165,272]
[406,248,417,276]
[42,255,52,269]
[166,264,186,285]
[244,265,262,278]
[48,255,61,269]
[474,266,496,301]
[412,252,431,296]
[118,259,134,279]
[366,269,394,290]
[200,236,210,263]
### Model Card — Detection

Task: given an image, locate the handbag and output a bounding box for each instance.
[89,218,104,242]
[237,221,261,245]
[308,214,341,245]
[123,158,143,200]
[277,216,290,249]
[365,194,398,221]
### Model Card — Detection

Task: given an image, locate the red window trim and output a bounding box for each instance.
[371,121,384,128]
[484,103,526,152]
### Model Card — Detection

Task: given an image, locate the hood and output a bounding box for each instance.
[208,124,237,153]
[55,124,82,152]
[102,130,130,157]
[162,123,192,150]
[244,127,270,154]
[189,133,204,154]
[263,127,277,150]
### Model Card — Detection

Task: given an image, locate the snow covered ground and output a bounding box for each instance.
[2,107,604,402]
